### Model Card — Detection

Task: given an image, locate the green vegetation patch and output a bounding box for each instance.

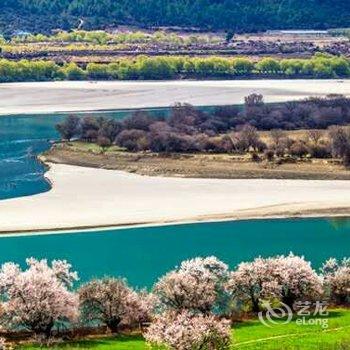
[19,309,350,350]
[0,54,349,82]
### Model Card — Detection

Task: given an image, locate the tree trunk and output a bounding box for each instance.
[251,296,260,313]
[106,317,121,333]
[281,294,295,312]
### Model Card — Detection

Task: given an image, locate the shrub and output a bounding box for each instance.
[81,116,101,142]
[55,115,81,141]
[61,62,85,80]
[289,141,309,158]
[264,149,275,161]
[123,111,155,131]
[307,143,332,158]
[97,136,111,151]
[256,58,281,74]
[116,129,149,151]
[98,119,123,143]
[233,124,266,152]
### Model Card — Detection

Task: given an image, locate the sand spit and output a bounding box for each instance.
[1,79,350,115]
[0,163,349,233]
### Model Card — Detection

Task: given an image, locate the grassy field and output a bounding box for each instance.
[19,309,350,350]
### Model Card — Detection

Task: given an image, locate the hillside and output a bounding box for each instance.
[0,0,350,35]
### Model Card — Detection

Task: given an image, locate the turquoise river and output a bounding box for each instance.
[0,218,350,288]
[0,108,349,288]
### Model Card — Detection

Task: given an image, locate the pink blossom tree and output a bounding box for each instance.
[144,310,231,350]
[321,258,350,305]
[0,258,79,339]
[227,257,280,313]
[154,257,229,314]
[273,254,323,310]
[122,290,157,329]
[78,278,153,333]
[228,254,323,312]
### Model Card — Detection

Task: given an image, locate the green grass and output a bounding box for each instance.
[233,309,350,349]
[19,335,146,350]
[64,141,123,154]
[19,309,350,350]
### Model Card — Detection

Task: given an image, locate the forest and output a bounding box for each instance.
[0,0,350,35]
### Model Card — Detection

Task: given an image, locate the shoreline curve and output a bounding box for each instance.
[0,163,349,235]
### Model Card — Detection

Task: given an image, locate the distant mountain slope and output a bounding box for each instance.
[0,0,349,34]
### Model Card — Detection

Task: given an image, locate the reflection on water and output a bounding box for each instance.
[328,217,350,230]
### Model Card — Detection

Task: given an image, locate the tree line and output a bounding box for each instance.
[0,54,350,82]
[10,30,220,46]
[0,0,349,34]
[56,95,350,167]
[0,254,348,348]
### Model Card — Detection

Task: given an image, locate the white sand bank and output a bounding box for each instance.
[1,79,350,115]
[0,163,349,233]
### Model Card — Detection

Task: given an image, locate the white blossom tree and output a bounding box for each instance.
[0,258,79,338]
[321,257,350,304]
[273,254,323,310]
[154,256,229,314]
[78,278,154,333]
[144,310,231,350]
[228,254,323,312]
[227,257,280,313]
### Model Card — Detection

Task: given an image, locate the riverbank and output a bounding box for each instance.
[1,162,350,234]
[44,142,350,180]
[1,79,350,115]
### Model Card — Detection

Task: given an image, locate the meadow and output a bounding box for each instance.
[20,309,350,350]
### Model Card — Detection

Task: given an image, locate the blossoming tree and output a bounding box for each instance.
[228,257,280,313]
[154,256,229,314]
[228,254,323,312]
[78,277,153,333]
[145,310,231,350]
[0,258,79,339]
[321,257,350,304]
[273,254,323,309]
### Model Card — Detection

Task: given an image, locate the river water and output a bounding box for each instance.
[0,218,349,288]
[1,107,349,288]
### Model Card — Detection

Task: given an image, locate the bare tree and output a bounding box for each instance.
[307,129,323,144]
[328,126,350,166]
[55,115,80,141]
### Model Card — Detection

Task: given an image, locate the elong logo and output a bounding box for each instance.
[258,301,329,328]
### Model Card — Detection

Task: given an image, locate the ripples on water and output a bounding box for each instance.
[0,116,60,200]
[0,107,177,200]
